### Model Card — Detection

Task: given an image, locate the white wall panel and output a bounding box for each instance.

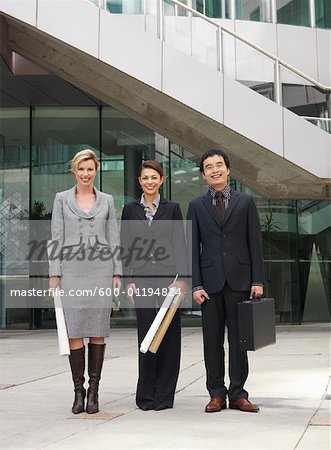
[162,45,223,123]
[277,24,318,83]
[191,17,218,70]
[37,0,99,57]
[164,16,191,57]
[235,20,277,84]
[0,0,36,26]
[316,29,331,86]
[99,11,162,90]
[223,76,283,156]
[283,109,331,178]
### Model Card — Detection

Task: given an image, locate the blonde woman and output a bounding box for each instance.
[49,149,121,414]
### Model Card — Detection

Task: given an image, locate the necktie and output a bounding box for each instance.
[215,191,225,224]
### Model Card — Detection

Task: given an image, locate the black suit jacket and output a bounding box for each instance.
[187,189,264,293]
[121,198,187,282]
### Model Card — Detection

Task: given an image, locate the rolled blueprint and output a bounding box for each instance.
[139,289,177,354]
[47,242,70,356]
[149,293,181,354]
[53,290,70,356]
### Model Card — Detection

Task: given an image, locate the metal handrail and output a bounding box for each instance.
[301,117,331,122]
[301,116,331,133]
[168,0,331,94]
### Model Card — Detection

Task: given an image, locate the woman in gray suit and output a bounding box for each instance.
[49,149,122,414]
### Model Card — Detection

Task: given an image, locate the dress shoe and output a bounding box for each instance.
[229,398,260,413]
[137,404,154,411]
[154,404,173,411]
[205,397,227,413]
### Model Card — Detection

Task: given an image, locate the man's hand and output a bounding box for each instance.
[250,285,263,299]
[193,289,210,305]
[125,282,137,305]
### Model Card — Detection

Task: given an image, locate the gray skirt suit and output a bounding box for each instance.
[49,186,122,338]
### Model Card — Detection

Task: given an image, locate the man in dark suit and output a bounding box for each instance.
[187,149,264,413]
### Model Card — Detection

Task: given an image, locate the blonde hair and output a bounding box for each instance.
[70,149,100,172]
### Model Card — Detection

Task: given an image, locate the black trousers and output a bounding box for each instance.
[135,306,181,410]
[133,264,181,410]
[201,284,249,400]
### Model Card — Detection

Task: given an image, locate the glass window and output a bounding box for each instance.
[106,0,143,14]
[193,0,223,18]
[28,108,100,329]
[315,0,331,29]
[0,108,30,329]
[276,0,310,27]
[168,143,203,217]
[205,0,223,18]
[101,106,156,209]
[257,199,301,323]
[235,0,272,22]
[31,107,100,215]
[298,201,331,322]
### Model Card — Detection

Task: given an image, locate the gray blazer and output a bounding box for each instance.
[49,186,122,277]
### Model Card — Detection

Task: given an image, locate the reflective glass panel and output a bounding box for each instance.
[276,0,310,26]
[259,199,300,323]
[31,107,100,215]
[298,201,331,322]
[234,40,275,101]
[0,108,30,329]
[315,0,331,28]
[205,0,223,18]
[235,0,272,22]
[192,0,223,18]
[101,106,157,208]
[106,0,144,13]
[280,67,330,125]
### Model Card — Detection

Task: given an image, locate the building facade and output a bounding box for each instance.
[0,0,330,329]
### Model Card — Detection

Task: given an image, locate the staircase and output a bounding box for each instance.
[0,0,330,199]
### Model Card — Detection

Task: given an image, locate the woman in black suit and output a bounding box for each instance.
[121,160,187,411]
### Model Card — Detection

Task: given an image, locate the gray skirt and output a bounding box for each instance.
[60,252,114,338]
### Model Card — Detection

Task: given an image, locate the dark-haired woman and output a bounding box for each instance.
[121,160,187,411]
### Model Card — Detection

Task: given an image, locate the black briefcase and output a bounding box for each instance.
[237,298,276,351]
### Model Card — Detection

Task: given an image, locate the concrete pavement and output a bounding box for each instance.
[0,324,330,449]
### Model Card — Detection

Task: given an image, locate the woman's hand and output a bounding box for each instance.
[170,280,189,301]
[125,282,137,305]
[49,276,60,290]
[112,275,122,290]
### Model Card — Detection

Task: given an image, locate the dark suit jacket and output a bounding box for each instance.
[187,189,264,293]
[121,198,187,283]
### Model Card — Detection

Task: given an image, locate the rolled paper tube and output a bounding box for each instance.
[47,242,70,356]
[149,294,182,354]
[53,291,70,356]
[139,290,177,354]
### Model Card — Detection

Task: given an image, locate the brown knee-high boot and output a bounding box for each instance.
[86,343,105,414]
[68,346,86,414]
